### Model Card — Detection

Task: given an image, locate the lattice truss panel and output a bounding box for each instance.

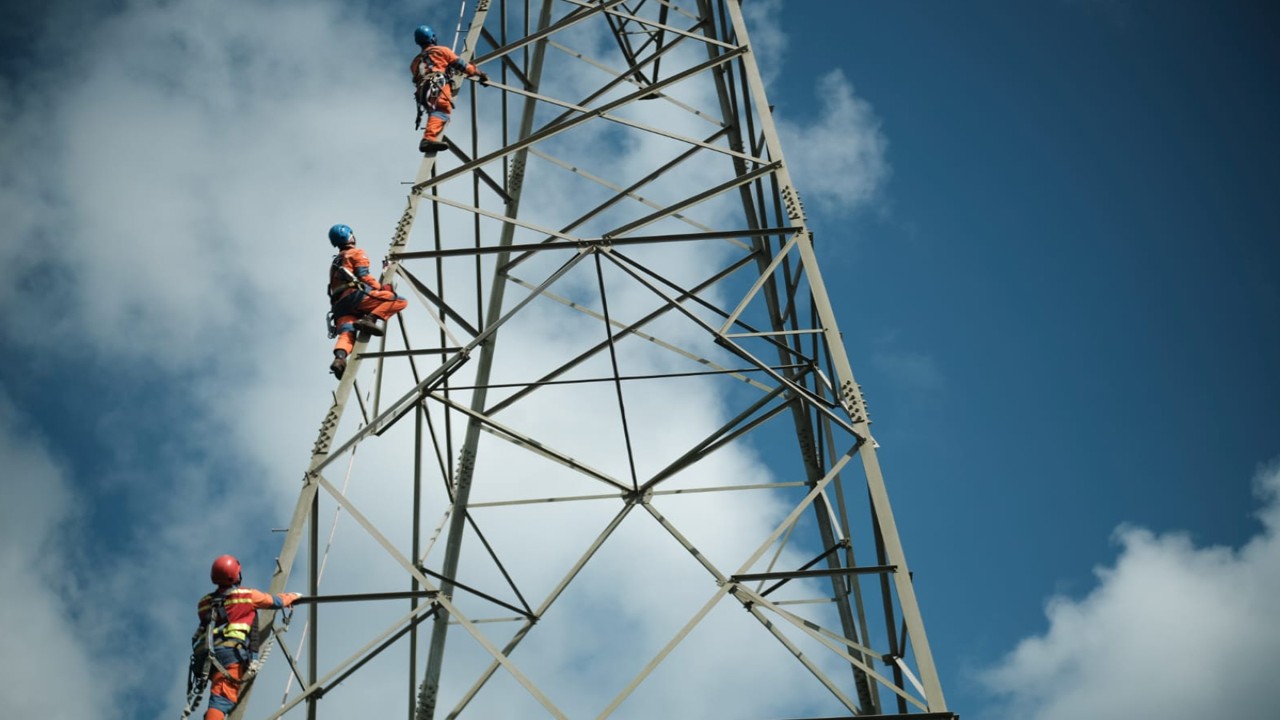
[239,1,949,719]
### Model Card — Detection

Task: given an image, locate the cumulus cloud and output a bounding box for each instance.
[0,0,412,369]
[980,461,1280,720]
[0,0,415,715]
[742,0,788,86]
[0,395,104,720]
[775,69,889,214]
[0,0,897,717]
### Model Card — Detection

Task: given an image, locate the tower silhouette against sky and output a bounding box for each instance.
[231,2,952,718]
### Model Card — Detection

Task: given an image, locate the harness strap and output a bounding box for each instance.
[182,626,213,720]
[180,599,294,719]
[329,254,363,300]
[415,69,448,129]
[414,47,456,125]
[329,282,359,301]
[181,596,229,720]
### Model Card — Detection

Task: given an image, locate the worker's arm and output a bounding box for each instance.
[244,588,301,609]
[444,48,487,85]
[346,248,385,291]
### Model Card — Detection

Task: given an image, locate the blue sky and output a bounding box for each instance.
[774,0,1280,713]
[0,1,1277,718]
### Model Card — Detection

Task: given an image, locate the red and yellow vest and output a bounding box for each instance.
[197,587,278,647]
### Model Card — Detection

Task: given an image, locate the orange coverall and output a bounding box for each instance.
[330,246,407,354]
[412,44,482,144]
[195,587,297,720]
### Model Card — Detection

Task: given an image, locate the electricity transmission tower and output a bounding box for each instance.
[233,1,953,718]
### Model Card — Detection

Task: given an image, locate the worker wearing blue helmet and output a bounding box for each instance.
[326,224,407,379]
[411,24,488,153]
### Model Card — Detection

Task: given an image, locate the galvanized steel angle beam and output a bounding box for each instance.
[413,45,750,192]
[483,250,764,414]
[736,587,928,713]
[310,474,569,717]
[426,388,631,493]
[260,1,952,718]
[542,40,726,128]
[261,603,442,720]
[501,264,777,394]
[397,266,481,341]
[598,450,856,716]
[444,498,641,718]
[600,250,863,439]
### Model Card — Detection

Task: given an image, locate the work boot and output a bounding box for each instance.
[330,351,348,379]
[419,138,449,153]
[354,315,384,337]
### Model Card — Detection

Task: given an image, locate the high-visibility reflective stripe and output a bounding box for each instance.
[202,589,253,601]
[199,589,264,648]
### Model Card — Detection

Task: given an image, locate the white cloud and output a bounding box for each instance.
[0,0,415,715]
[1,0,413,369]
[776,69,890,214]
[980,461,1280,720]
[742,0,788,86]
[0,393,106,719]
[0,0,900,717]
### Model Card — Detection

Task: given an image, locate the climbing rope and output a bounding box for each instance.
[181,599,226,720]
[243,605,293,682]
[181,650,210,720]
[181,602,293,712]
[181,593,296,717]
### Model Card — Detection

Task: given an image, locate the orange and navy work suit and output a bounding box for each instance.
[412,43,481,143]
[194,586,293,720]
[330,245,407,354]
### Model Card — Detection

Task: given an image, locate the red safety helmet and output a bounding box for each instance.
[210,555,243,586]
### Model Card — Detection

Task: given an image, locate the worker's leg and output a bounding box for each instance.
[420,111,452,152]
[356,289,408,322]
[204,662,243,720]
[332,314,359,355]
[330,314,358,378]
[346,290,405,338]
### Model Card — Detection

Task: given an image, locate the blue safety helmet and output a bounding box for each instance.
[328,224,355,247]
[414,25,436,47]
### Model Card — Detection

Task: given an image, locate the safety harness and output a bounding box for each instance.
[181,593,294,720]
[182,595,229,720]
[327,253,363,338]
[413,46,453,130]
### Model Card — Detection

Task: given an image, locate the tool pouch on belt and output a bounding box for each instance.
[326,310,338,339]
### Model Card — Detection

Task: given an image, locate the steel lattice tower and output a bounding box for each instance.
[231,1,952,718]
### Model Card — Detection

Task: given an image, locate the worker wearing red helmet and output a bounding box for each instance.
[411,23,488,153]
[192,555,300,720]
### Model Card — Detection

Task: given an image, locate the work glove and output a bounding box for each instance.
[477,71,489,86]
[279,592,301,608]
